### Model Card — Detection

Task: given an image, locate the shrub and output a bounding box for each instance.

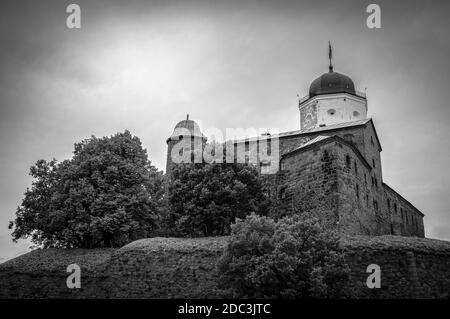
[217,213,353,298]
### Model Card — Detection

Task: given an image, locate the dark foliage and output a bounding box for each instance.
[9,131,164,248]
[165,163,269,237]
[217,213,354,298]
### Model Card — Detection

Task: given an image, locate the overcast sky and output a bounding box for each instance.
[1,0,450,261]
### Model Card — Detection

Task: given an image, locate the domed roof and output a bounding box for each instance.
[168,115,206,141]
[309,70,356,98]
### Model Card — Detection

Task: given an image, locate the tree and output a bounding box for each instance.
[217,213,354,298]
[165,163,268,237]
[9,130,164,248]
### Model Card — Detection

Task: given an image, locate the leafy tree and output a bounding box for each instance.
[165,163,268,237]
[9,131,164,248]
[217,213,354,298]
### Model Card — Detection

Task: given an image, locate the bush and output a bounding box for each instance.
[9,130,164,248]
[217,213,353,298]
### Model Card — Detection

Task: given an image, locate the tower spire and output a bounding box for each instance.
[328,41,333,72]
[186,113,189,120]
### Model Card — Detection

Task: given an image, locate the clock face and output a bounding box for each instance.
[300,102,317,129]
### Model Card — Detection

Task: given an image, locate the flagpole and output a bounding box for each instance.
[328,41,333,72]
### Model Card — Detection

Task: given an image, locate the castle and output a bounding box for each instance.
[165,50,425,238]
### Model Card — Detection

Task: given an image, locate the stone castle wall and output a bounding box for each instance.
[278,141,340,226]
[277,137,393,236]
[274,124,423,237]
[1,236,450,299]
[383,184,425,237]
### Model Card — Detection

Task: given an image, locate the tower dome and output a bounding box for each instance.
[309,71,356,98]
[167,115,206,141]
[165,115,207,175]
[298,43,367,130]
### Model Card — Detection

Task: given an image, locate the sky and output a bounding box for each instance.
[1,0,450,261]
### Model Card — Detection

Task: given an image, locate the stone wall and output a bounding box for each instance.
[274,127,424,237]
[1,236,449,299]
[343,235,450,298]
[278,137,391,236]
[332,139,388,235]
[383,183,425,237]
[278,140,340,226]
[0,237,225,299]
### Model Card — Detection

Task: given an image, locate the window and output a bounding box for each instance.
[394,203,398,213]
[345,155,351,168]
[260,161,271,175]
[344,134,354,143]
[353,111,360,117]
[278,186,287,199]
[372,159,376,168]
[373,200,379,212]
[371,136,374,145]
[328,109,336,115]
[354,162,358,175]
[356,184,360,199]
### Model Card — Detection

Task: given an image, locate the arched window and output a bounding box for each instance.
[328,109,336,116]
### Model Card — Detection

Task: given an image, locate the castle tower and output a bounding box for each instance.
[166,115,207,178]
[298,43,367,130]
